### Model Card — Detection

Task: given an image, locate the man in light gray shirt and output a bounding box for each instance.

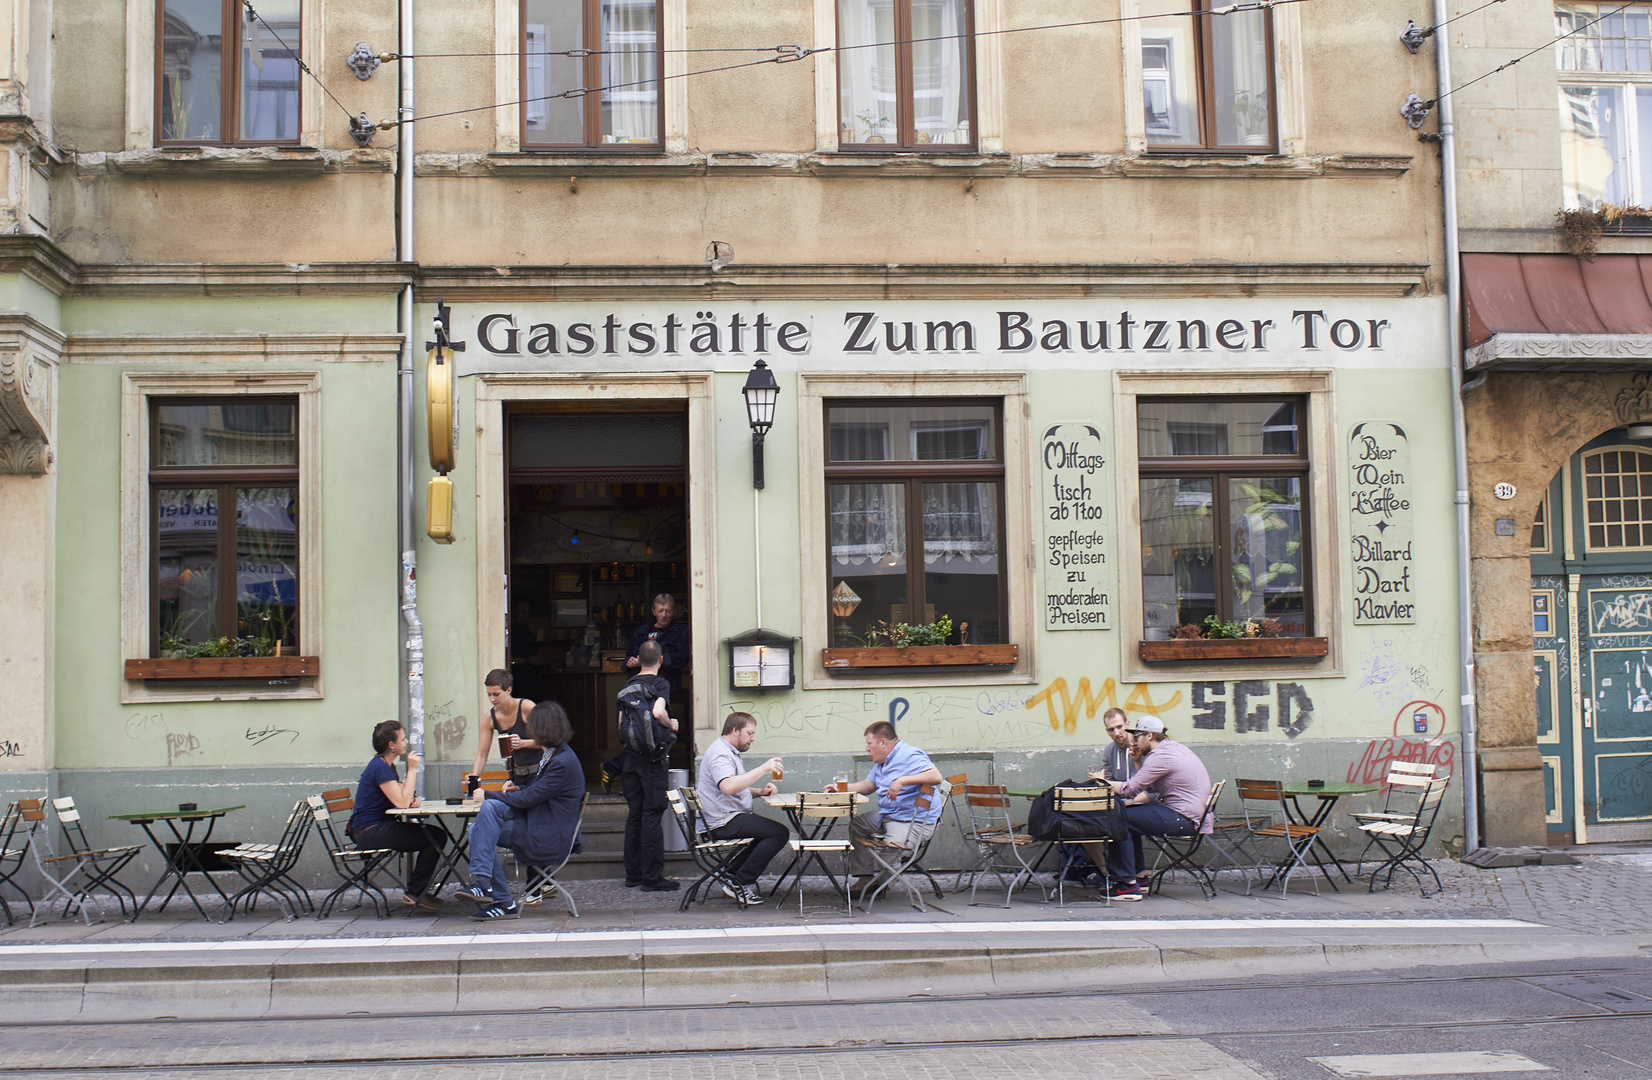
[696,712,789,906]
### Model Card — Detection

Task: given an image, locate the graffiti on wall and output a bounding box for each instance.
[1189,681,1316,738]
[1024,677,1184,734]
[1344,700,1453,787]
[0,740,21,758]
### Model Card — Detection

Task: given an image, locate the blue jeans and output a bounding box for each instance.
[466,800,521,903]
[1104,802,1199,884]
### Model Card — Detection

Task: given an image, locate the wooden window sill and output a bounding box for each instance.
[1138,638,1328,662]
[822,644,1019,671]
[125,656,321,680]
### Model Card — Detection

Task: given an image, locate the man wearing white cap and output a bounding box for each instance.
[1095,716,1212,900]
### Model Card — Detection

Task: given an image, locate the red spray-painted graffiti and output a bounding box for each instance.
[1345,700,1454,787]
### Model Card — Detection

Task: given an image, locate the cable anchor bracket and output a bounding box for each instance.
[347,42,382,80]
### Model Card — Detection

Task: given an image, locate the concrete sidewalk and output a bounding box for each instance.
[3,853,1649,1018]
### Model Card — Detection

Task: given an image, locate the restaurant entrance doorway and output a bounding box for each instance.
[504,405,692,784]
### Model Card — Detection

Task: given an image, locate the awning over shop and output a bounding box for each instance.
[1463,253,1652,371]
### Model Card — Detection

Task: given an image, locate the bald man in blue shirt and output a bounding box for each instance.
[835,721,944,879]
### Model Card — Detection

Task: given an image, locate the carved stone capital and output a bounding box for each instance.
[0,315,64,476]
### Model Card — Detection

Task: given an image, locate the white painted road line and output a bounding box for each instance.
[0,918,1541,957]
[1309,1051,1551,1076]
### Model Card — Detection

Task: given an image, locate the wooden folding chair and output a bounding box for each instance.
[309,789,397,919]
[1360,775,1451,897]
[513,792,587,917]
[1236,778,1326,897]
[860,779,953,913]
[220,799,313,921]
[1352,761,1444,874]
[958,783,1050,907]
[667,787,755,912]
[0,799,44,926]
[782,791,857,914]
[1143,780,1224,899]
[1050,785,1119,907]
[33,796,141,925]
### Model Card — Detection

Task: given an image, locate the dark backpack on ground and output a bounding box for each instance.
[1026,779,1129,844]
[617,679,674,758]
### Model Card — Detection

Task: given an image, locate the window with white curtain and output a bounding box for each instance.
[1556,3,1652,209]
[837,0,974,149]
[1140,0,1274,151]
[523,0,660,147]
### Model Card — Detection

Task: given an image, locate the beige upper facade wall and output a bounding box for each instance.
[50,0,1444,280]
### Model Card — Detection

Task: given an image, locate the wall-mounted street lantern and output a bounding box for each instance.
[742,359,780,489]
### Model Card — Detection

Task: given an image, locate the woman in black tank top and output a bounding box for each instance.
[473,668,539,784]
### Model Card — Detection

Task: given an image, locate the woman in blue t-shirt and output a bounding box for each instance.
[348,720,449,911]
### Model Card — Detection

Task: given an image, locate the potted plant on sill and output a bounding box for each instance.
[822,613,1019,670]
[128,611,317,680]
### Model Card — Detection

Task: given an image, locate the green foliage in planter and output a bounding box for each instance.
[858,614,955,648]
[161,634,273,659]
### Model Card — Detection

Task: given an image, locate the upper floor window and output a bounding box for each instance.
[150,398,300,658]
[1556,3,1652,208]
[836,0,975,149]
[522,0,661,148]
[1140,0,1275,151]
[158,0,302,143]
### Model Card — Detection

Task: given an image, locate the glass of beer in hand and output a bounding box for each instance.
[772,760,784,782]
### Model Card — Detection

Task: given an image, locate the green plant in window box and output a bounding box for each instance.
[858,614,954,649]
[160,633,272,660]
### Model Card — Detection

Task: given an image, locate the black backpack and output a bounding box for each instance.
[1026,779,1128,843]
[617,679,673,758]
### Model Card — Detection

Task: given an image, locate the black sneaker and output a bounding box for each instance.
[735,884,764,906]
[640,878,680,892]
[454,884,492,904]
[624,878,646,888]
[469,902,520,920]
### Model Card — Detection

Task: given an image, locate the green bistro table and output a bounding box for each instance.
[109,805,245,921]
[1279,782,1379,886]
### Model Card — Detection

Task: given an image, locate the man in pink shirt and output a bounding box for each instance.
[1096,716,1212,900]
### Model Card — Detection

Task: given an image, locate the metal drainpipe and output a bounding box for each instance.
[397,0,426,797]
[1435,0,1479,852]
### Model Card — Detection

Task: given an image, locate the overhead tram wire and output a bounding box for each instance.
[240,0,362,131]
[371,0,1331,131]
[1425,0,1637,108]
[380,0,1326,61]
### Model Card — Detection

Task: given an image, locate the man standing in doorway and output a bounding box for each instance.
[840,721,944,882]
[626,593,691,703]
[696,711,789,905]
[619,640,679,891]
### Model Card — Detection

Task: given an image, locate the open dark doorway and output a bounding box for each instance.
[504,405,692,784]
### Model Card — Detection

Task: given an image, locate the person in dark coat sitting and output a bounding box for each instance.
[456,700,584,920]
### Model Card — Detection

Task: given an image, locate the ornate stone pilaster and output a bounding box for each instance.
[0,315,61,475]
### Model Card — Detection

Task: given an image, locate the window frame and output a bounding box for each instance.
[147,396,302,658]
[1555,3,1652,208]
[1139,0,1278,154]
[119,370,324,704]
[153,0,305,146]
[518,0,666,151]
[823,398,1009,643]
[833,0,979,152]
[1136,395,1313,635]
[1115,371,1341,682]
[799,373,1035,689]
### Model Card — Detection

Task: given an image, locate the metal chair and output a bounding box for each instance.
[1049,785,1119,907]
[0,798,44,926]
[309,790,397,919]
[1142,780,1225,899]
[859,779,953,913]
[220,799,313,921]
[512,792,587,917]
[1235,778,1326,897]
[1352,761,1445,874]
[1360,775,1451,897]
[958,783,1050,907]
[33,796,141,924]
[666,787,755,912]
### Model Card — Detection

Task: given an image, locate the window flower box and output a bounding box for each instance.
[1138,638,1327,662]
[822,644,1019,670]
[124,656,321,680]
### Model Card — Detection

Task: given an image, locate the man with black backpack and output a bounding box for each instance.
[618,639,679,890]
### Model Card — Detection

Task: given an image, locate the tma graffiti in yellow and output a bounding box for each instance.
[1025,677,1184,734]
